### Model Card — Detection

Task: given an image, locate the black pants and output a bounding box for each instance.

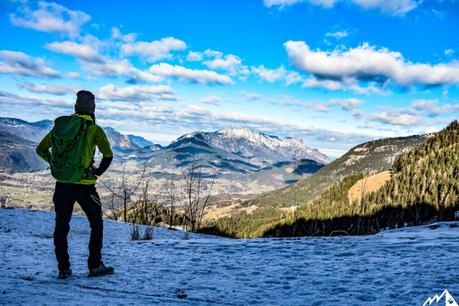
[53,182,103,271]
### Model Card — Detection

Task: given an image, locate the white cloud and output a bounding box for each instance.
[351,109,363,119]
[271,96,363,116]
[284,71,304,85]
[242,92,263,101]
[121,37,187,62]
[148,63,233,85]
[251,65,286,83]
[45,38,234,86]
[307,98,362,112]
[302,76,383,94]
[82,58,162,83]
[19,82,74,95]
[263,0,418,16]
[251,65,304,85]
[412,99,440,115]
[204,49,223,58]
[0,50,60,78]
[264,0,299,7]
[363,99,459,128]
[186,49,250,79]
[309,0,337,8]
[351,0,417,16]
[199,95,222,105]
[46,41,104,63]
[111,27,137,43]
[186,51,203,61]
[203,54,248,76]
[329,98,362,110]
[10,1,90,38]
[368,110,424,126]
[66,71,80,79]
[98,84,175,101]
[272,96,307,108]
[0,90,72,109]
[45,39,162,83]
[444,48,454,56]
[302,77,345,91]
[325,30,349,39]
[285,40,459,87]
[307,102,330,112]
[412,99,459,117]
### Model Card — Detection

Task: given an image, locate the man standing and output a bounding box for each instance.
[36,90,114,279]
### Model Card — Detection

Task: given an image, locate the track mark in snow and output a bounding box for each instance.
[4,275,235,306]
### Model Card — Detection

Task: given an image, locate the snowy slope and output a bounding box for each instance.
[1,208,458,305]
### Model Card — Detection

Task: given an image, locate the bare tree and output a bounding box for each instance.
[127,175,157,240]
[179,159,214,232]
[137,175,162,226]
[101,162,147,222]
[164,173,178,229]
[103,180,119,219]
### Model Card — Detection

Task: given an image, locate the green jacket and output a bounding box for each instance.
[36,114,113,185]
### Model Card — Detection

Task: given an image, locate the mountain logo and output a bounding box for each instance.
[423,289,458,306]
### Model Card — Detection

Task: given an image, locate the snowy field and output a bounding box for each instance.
[1,208,458,305]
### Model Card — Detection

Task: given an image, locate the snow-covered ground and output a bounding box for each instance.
[1,208,458,305]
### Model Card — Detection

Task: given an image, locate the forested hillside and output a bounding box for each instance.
[202,121,459,238]
[360,120,458,215]
[246,134,426,208]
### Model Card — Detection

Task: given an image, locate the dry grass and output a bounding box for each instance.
[348,171,391,204]
[204,203,258,221]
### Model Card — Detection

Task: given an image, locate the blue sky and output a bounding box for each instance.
[0,0,458,157]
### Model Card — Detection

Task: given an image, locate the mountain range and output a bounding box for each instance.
[195,128,329,165]
[0,129,47,172]
[0,117,327,188]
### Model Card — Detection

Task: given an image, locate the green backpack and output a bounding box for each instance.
[50,115,92,183]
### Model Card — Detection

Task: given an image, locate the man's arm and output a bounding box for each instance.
[36,132,52,163]
[94,127,113,176]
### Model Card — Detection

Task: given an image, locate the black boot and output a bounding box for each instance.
[88,262,114,277]
[57,268,72,279]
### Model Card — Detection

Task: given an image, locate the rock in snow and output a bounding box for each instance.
[1,208,458,305]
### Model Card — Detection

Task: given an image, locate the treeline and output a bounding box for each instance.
[201,120,459,238]
[264,203,458,237]
[200,207,285,238]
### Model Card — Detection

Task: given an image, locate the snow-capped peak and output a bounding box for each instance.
[212,128,329,165]
[219,128,277,143]
[167,128,329,165]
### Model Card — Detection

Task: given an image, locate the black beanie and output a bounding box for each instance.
[75,90,95,115]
